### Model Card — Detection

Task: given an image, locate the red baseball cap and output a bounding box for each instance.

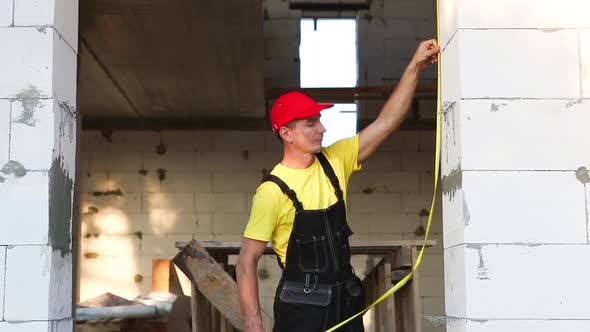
[270,92,334,132]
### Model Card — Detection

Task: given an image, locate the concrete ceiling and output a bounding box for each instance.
[78,0,266,124]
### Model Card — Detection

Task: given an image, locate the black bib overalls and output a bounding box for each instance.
[265,152,365,332]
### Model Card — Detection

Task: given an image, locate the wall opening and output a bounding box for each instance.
[300,18,358,146]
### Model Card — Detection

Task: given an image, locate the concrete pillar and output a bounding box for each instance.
[441,1,590,331]
[0,1,78,331]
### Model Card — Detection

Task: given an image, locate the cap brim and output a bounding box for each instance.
[293,103,334,120]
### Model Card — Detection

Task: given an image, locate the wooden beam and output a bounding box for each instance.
[81,117,436,131]
[172,240,273,331]
[175,240,436,254]
[266,85,437,103]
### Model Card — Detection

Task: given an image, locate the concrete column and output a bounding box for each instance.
[0,1,78,331]
[440,0,590,331]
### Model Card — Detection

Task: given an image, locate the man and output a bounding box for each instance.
[237,39,440,332]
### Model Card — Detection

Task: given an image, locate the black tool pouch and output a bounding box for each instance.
[279,280,332,307]
[345,276,366,312]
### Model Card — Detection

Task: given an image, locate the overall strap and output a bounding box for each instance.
[263,174,304,211]
[315,152,344,201]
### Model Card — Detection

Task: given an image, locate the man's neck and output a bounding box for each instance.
[280,146,316,169]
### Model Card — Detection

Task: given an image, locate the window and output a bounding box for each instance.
[299,18,358,146]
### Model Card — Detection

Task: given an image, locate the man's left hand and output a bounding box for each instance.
[411,39,440,70]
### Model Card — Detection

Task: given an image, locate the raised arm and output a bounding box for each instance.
[358,39,440,163]
[237,237,268,332]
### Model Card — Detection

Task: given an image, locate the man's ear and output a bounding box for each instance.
[279,127,293,143]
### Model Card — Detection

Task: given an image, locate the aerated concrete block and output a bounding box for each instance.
[458,0,590,29]
[4,246,71,321]
[0,172,49,245]
[0,321,51,332]
[0,101,9,166]
[160,130,213,152]
[447,319,590,332]
[14,0,55,27]
[445,244,590,319]
[90,151,142,172]
[443,171,587,248]
[348,193,403,213]
[0,0,12,26]
[143,152,195,172]
[213,213,250,234]
[108,131,160,153]
[439,0,458,49]
[581,29,590,98]
[0,28,53,99]
[460,100,590,171]
[349,171,420,193]
[459,29,580,99]
[54,0,79,52]
[0,246,5,320]
[213,171,261,193]
[160,171,213,193]
[9,99,54,171]
[144,192,194,213]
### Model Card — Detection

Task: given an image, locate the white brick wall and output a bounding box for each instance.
[4,246,71,321]
[0,321,72,332]
[0,172,49,245]
[0,28,53,98]
[78,129,444,327]
[442,1,590,330]
[447,319,590,332]
[0,101,10,167]
[10,99,54,170]
[0,246,5,320]
[446,244,590,319]
[444,171,587,248]
[460,29,580,99]
[582,29,590,98]
[0,0,12,26]
[1,0,77,326]
[457,0,590,29]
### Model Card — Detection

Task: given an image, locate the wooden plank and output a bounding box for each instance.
[391,269,412,283]
[361,265,376,332]
[361,258,397,332]
[375,261,395,332]
[172,240,273,332]
[409,247,423,332]
[393,247,423,332]
[394,246,413,270]
[190,284,198,332]
[196,286,212,332]
[175,240,436,252]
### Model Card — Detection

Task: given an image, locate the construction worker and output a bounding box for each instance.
[237,39,440,332]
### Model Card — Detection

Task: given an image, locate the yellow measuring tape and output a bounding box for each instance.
[325,1,442,331]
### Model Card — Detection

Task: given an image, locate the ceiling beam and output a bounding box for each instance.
[266,84,438,103]
[81,116,435,131]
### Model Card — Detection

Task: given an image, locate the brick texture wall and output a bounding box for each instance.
[78,128,444,332]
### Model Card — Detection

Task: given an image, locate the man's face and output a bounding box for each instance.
[285,115,326,153]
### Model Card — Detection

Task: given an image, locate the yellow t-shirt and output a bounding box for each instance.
[244,134,362,264]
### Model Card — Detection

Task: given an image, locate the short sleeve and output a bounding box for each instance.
[323,134,362,179]
[243,182,282,242]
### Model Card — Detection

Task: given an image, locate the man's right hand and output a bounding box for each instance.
[237,237,269,332]
[244,320,266,332]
